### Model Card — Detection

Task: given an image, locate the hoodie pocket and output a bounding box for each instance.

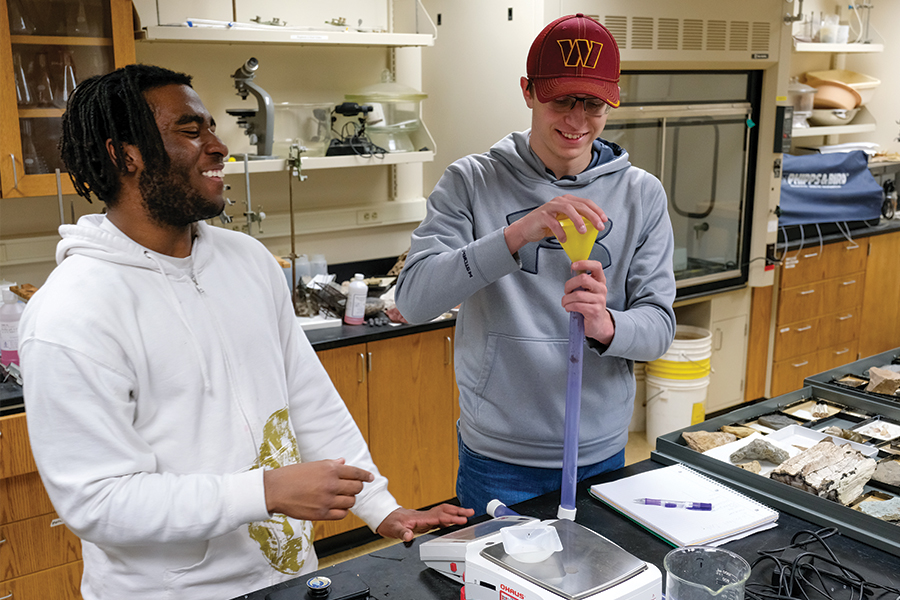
[473,333,570,442]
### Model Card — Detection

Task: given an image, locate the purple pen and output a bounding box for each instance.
[634,498,713,511]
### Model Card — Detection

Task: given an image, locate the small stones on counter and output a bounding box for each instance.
[757,413,800,430]
[857,496,900,522]
[736,461,762,474]
[682,430,737,453]
[729,438,790,465]
[721,425,757,439]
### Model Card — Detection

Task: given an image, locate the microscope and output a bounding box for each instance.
[226,57,275,159]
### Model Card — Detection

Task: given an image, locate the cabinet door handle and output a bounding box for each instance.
[841,280,856,286]
[834,348,850,355]
[791,360,809,368]
[367,352,372,373]
[838,314,854,321]
[444,336,452,365]
[0,592,11,600]
[796,325,812,332]
[799,289,815,296]
[357,353,366,383]
[9,154,18,188]
[802,252,818,259]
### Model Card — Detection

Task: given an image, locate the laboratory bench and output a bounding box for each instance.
[232,458,900,600]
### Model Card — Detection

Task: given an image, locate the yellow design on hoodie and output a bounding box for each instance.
[249,407,313,574]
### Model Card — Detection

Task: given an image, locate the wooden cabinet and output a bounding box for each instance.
[859,230,900,357]
[0,0,135,198]
[0,413,83,597]
[771,238,868,396]
[314,328,458,541]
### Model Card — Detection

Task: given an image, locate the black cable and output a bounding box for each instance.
[745,528,900,600]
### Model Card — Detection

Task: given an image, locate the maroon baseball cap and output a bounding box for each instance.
[527,14,620,107]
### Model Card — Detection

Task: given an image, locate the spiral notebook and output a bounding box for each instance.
[589,463,778,547]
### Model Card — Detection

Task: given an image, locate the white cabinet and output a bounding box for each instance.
[674,288,751,415]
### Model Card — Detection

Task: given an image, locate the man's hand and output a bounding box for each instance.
[563,259,615,346]
[504,194,607,255]
[263,459,374,521]
[375,505,475,543]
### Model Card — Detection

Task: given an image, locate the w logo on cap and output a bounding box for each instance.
[557,39,602,69]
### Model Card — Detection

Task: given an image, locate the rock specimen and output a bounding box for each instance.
[811,403,831,419]
[757,413,799,430]
[730,438,790,465]
[821,426,866,443]
[736,461,762,474]
[866,366,900,396]
[769,438,877,505]
[721,425,757,439]
[872,460,900,488]
[682,430,736,453]
[857,497,900,522]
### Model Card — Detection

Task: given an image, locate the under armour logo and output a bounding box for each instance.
[507,209,613,275]
[557,39,602,69]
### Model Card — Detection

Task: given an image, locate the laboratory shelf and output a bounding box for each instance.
[137,25,434,47]
[221,149,435,175]
[793,41,883,53]
[791,105,876,138]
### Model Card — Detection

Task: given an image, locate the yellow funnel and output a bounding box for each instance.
[556,216,599,263]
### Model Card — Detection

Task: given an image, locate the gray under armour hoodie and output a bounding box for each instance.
[396,130,676,468]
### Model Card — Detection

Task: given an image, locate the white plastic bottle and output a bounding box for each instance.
[0,288,25,366]
[344,273,367,325]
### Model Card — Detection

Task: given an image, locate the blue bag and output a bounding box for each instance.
[779,151,883,226]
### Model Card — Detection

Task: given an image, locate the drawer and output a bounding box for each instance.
[817,341,859,373]
[773,319,819,362]
[821,273,865,314]
[777,282,823,326]
[772,351,819,397]
[818,310,860,349]
[779,248,825,288]
[823,238,868,276]
[0,414,37,480]
[1,560,82,600]
[0,472,54,525]
[0,513,81,580]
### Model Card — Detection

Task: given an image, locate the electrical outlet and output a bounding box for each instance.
[357,210,382,225]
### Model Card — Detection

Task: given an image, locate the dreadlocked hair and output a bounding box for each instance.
[59,64,193,206]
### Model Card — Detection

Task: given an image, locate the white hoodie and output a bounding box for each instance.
[19,215,400,599]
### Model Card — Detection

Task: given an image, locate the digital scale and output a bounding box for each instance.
[420,517,661,600]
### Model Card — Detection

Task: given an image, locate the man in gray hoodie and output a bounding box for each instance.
[395,14,676,515]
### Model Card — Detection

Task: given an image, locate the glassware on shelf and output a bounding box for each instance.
[14,51,33,107]
[20,120,50,175]
[8,0,36,34]
[54,50,78,108]
[32,52,55,107]
[67,0,90,35]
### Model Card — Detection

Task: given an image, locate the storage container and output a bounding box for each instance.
[805,70,880,106]
[273,102,333,157]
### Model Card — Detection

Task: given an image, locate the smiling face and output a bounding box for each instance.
[520,77,609,178]
[138,84,228,227]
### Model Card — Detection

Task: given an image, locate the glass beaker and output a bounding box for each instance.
[664,546,751,600]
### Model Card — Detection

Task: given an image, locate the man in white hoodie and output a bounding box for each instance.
[19,64,472,600]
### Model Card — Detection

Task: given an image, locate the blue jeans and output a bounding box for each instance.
[456,431,626,516]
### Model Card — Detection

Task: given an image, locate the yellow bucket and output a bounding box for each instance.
[646,357,711,380]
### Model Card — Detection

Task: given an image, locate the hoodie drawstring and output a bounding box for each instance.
[143,251,212,390]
